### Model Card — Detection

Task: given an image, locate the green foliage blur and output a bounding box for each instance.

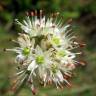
[0,0,96,96]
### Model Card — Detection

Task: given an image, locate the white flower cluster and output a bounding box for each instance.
[6,11,85,94]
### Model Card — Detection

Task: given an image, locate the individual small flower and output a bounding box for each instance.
[27,46,53,81]
[5,34,35,64]
[55,48,75,63]
[47,24,75,49]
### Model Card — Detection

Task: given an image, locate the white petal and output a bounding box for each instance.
[56,71,64,82]
[27,61,38,71]
[16,54,25,63]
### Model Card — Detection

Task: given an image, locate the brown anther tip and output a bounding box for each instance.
[35,10,37,16]
[56,12,60,15]
[79,61,87,66]
[51,13,57,18]
[47,80,52,85]
[31,88,37,95]
[37,24,40,27]
[12,80,17,85]
[64,74,72,79]
[66,82,72,88]
[28,80,32,84]
[40,81,44,86]
[78,52,83,56]
[60,85,64,90]
[25,12,29,16]
[40,10,43,13]
[79,43,86,48]
[11,85,16,92]
[67,18,72,24]
[52,12,59,18]
[31,11,34,16]
[17,66,20,70]
[52,12,60,17]
[8,38,12,41]
[52,25,55,28]
[3,48,7,52]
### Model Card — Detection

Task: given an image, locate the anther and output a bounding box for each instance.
[35,10,37,16]
[30,11,34,16]
[79,61,87,66]
[67,18,72,24]
[40,10,43,15]
[79,43,86,48]
[3,48,7,52]
[25,12,29,16]
[31,86,37,95]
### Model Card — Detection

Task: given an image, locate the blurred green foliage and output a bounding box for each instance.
[0,0,96,96]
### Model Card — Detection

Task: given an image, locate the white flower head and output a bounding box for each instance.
[6,11,85,94]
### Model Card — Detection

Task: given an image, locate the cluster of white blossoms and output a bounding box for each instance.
[6,11,85,94]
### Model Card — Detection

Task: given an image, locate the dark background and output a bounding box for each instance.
[0,0,96,96]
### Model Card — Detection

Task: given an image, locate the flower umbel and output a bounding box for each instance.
[6,10,85,94]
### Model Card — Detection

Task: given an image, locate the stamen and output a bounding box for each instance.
[79,61,87,66]
[40,10,43,17]
[28,79,32,84]
[79,43,86,48]
[31,85,37,95]
[66,81,72,88]
[11,39,19,44]
[25,11,29,16]
[66,18,72,24]
[3,48,7,52]
[59,84,64,89]
[64,72,72,78]
[75,52,82,55]
[3,48,15,52]
[30,11,35,16]
[48,79,52,85]
[74,60,87,66]
[51,12,59,18]
[35,10,37,16]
